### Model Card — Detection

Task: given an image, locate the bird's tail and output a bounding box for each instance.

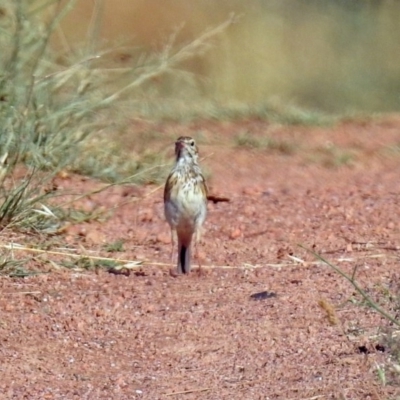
[177,240,191,274]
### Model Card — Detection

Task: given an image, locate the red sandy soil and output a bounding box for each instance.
[1,117,400,399]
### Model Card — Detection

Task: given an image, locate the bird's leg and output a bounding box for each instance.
[194,228,203,275]
[170,229,176,266]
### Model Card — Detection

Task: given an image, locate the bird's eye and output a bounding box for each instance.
[190,141,195,147]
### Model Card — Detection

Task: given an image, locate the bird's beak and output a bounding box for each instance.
[175,141,184,151]
[175,141,186,158]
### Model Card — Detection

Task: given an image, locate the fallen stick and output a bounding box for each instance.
[166,387,210,396]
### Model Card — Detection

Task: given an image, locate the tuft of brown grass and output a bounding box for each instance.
[318,298,339,326]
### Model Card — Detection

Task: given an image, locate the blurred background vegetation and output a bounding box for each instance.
[55,0,400,115]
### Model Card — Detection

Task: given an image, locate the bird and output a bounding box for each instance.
[164,136,208,274]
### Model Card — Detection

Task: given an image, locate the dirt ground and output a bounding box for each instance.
[1,117,400,399]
